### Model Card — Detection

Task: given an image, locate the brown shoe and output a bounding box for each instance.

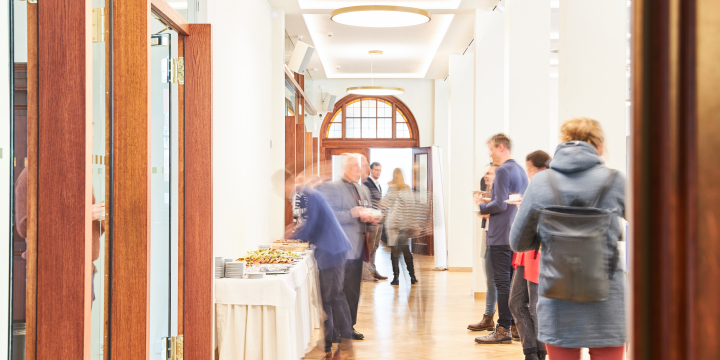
[467,314,495,331]
[332,340,355,360]
[474,326,513,344]
[511,325,520,340]
[373,272,388,280]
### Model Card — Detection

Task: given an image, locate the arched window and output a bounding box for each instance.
[320,95,419,148]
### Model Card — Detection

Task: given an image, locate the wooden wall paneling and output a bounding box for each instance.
[184,23,213,360]
[150,0,190,36]
[284,67,317,115]
[296,124,305,179]
[631,0,700,359]
[305,132,313,176]
[24,3,38,359]
[312,137,318,176]
[294,73,304,92]
[177,35,185,335]
[285,116,295,226]
[36,0,92,358]
[111,0,151,358]
[694,1,720,359]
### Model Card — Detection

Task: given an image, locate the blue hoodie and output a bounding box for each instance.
[510,141,626,348]
[292,187,352,270]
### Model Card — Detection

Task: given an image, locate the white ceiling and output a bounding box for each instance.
[276,0,493,79]
[303,13,455,78]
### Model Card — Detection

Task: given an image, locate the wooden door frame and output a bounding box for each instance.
[631,0,720,359]
[111,1,212,359]
[183,23,213,360]
[23,0,94,358]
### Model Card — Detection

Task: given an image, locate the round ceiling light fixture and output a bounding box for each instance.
[331,5,431,28]
[347,86,405,96]
[346,50,405,96]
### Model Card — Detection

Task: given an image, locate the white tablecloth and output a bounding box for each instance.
[215,253,321,360]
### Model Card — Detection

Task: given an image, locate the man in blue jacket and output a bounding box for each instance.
[281,170,354,359]
[474,134,528,345]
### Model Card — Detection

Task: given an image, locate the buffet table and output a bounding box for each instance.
[215,252,321,360]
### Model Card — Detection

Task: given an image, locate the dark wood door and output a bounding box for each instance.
[411,147,433,255]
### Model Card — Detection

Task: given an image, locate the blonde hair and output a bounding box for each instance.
[560,117,605,150]
[389,168,410,190]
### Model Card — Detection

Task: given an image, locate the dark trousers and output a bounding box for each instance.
[343,256,364,326]
[488,245,514,329]
[319,264,352,351]
[509,266,546,355]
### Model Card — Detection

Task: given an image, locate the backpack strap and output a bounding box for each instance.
[546,170,564,206]
[591,170,619,208]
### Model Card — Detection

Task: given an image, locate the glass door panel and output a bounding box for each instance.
[412,148,433,255]
[150,13,180,359]
[8,1,37,358]
[90,1,110,359]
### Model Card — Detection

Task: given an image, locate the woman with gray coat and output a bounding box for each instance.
[510,118,626,360]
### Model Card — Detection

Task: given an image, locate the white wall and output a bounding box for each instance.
[505,0,552,163]
[307,78,435,147]
[558,0,627,173]
[433,79,450,244]
[13,0,26,62]
[446,54,475,269]
[209,0,275,258]
[269,8,287,243]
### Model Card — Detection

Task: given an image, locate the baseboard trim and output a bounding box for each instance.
[448,267,473,272]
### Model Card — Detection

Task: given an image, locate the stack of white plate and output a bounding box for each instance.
[214,257,224,279]
[225,262,246,279]
[247,272,265,280]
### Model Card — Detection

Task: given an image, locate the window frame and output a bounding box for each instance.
[320,95,419,145]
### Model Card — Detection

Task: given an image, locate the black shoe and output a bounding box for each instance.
[524,355,539,360]
[391,256,400,285]
[537,352,547,360]
[404,253,417,285]
[352,329,364,340]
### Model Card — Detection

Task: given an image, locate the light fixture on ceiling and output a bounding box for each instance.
[331,5,431,28]
[347,50,405,96]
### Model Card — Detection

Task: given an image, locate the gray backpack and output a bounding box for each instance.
[537,169,619,303]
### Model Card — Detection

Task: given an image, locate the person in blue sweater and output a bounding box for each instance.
[279,170,354,359]
[474,134,529,345]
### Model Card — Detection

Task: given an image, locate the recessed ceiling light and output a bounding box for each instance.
[331,5,431,28]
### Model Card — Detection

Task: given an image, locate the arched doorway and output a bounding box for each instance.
[319,94,420,160]
[319,95,434,255]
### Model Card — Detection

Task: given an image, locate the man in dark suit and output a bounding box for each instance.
[362,162,388,281]
[319,154,380,341]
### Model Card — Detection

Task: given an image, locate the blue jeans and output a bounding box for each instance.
[484,247,497,316]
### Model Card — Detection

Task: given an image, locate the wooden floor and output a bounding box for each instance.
[305,244,529,360]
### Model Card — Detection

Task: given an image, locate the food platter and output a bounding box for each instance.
[237,249,297,266]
